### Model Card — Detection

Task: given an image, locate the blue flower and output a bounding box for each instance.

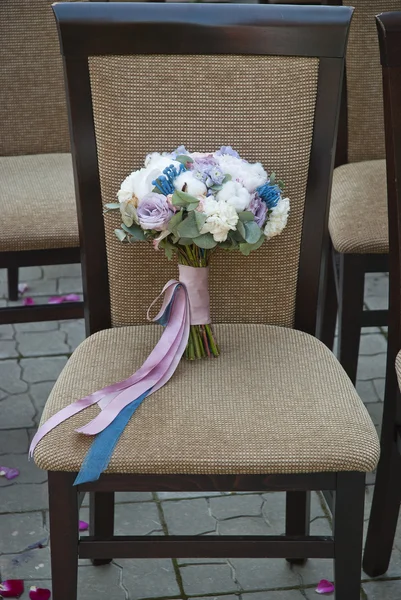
[215,146,240,159]
[171,145,190,158]
[152,164,185,195]
[256,183,281,209]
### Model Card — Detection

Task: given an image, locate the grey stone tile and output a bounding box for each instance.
[30,381,54,415]
[243,593,305,600]
[0,395,35,428]
[25,279,57,296]
[363,580,401,599]
[180,563,239,596]
[0,512,47,554]
[0,360,28,394]
[162,498,216,535]
[0,454,46,485]
[60,319,85,351]
[0,324,15,340]
[0,483,48,513]
[359,334,388,356]
[218,516,272,536]
[210,494,263,520]
[14,580,52,600]
[0,340,18,358]
[157,491,225,500]
[365,296,388,311]
[43,264,82,279]
[0,429,29,454]
[230,558,300,590]
[309,517,332,536]
[193,596,239,600]
[58,276,83,294]
[77,564,126,600]
[20,267,43,281]
[14,321,59,333]
[356,380,380,404]
[81,491,153,506]
[365,273,389,298]
[118,558,180,599]
[17,330,69,357]
[366,403,383,427]
[0,546,51,579]
[357,353,387,381]
[373,378,385,401]
[21,356,68,383]
[305,588,365,600]
[292,557,333,587]
[114,502,163,535]
[261,493,286,535]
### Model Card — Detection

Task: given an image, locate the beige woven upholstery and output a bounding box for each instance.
[396,352,401,391]
[34,324,379,474]
[329,159,388,254]
[89,55,318,328]
[0,154,79,252]
[343,0,401,163]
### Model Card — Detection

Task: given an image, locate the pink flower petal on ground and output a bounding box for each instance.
[316,579,335,594]
[0,466,20,480]
[18,283,28,294]
[79,520,89,531]
[29,587,51,600]
[64,294,80,302]
[0,579,24,598]
[23,297,35,306]
[48,296,64,304]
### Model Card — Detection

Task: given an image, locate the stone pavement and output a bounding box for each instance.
[0,266,399,599]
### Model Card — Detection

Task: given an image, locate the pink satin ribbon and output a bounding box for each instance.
[29,267,210,457]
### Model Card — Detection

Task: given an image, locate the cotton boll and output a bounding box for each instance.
[216,181,251,212]
[174,172,207,197]
[117,171,139,202]
[242,162,268,192]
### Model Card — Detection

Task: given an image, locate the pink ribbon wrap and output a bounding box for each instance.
[178,264,211,325]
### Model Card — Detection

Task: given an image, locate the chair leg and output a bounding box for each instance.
[48,472,79,600]
[90,491,115,566]
[317,244,337,350]
[285,491,310,565]
[334,472,365,600]
[337,254,365,384]
[7,267,19,301]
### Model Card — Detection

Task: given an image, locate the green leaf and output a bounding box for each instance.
[270,172,276,185]
[244,221,262,244]
[172,190,199,208]
[239,233,265,256]
[227,231,239,248]
[194,210,207,231]
[178,237,194,245]
[222,174,232,184]
[238,211,255,223]
[176,211,199,238]
[187,203,199,212]
[230,230,244,242]
[124,202,139,223]
[175,154,194,166]
[159,239,175,260]
[121,223,146,241]
[210,184,223,192]
[167,210,184,232]
[114,228,127,242]
[278,180,285,191]
[104,202,120,210]
[121,213,134,228]
[236,220,246,241]
[193,233,217,249]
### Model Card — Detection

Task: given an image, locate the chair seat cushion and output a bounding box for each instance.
[0,153,79,252]
[34,324,379,475]
[329,159,388,254]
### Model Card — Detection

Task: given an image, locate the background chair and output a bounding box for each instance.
[0,0,83,324]
[363,10,401,577]
[32,3,379,600]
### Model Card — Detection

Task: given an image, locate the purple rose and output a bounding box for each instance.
[137,193,174,231]
[248,193,268,227]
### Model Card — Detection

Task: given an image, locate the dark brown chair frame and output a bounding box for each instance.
[47,4,362,600]
[363,11,401,577]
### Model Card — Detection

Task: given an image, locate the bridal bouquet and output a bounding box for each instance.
[107,146,290,359]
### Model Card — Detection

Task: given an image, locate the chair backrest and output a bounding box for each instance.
[341,0,401,164]
[376,11,401,389]
[0,0,74,156]
[53,2,351,336]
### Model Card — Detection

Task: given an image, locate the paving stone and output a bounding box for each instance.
[117,558,180,599]
[365,296,389,311]
[366,402,383,426]
[357,353,387,381]
[363,580,401,599]
[24,279,57,296]
[359,334,388,356]
[0,429,29,454]
[162,498,216,535]
[16,330,69,357]
[0,340,18,358]
[81,491,153,506]
[13,580,52,600]
[365,273,389,298]
[373,378,385,401]
[113,502,163,535]
[77,564,126,600]
[0,454,46,486]
[0,546,51,579]
[356,380,380,404]
[0,324,15,340]
[14,321,59,333]
[218,516,272,536]
[309,517,332,535]
[20,267,43,281]
[0,483,48,513]
[157,491,226,500]
[243,592,306,600]
[230,558,300,590]
[0,512,47,554]
[210,494,263,520]
[21,356,68,383]
[58,276,83,294]
[180,563,239,596]
[43,264,82,279]
[193,595,239,600]
[30,381,55,415]
[292,557,333,587]
[60,319,85,351]
[0,395,35,428]
[305,588,364,600]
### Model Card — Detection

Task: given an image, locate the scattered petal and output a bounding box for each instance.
[0,579,24,598]
[316,579,335,594]
[79,520,89,531]
[18,283,28,294]
[0,466,20,480]
[47,296,64,305]
[23,297,35,306]
[29,587,51,600]
[64,294,80,302]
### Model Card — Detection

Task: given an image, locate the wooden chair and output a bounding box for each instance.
[31,4,379,599]
[363,10,401,577]
[0,0,83,325]
[319,0,401,385]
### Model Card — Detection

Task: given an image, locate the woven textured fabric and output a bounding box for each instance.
[34,324,379,474]
[0,154,79,252]
[343,0,401,163]
[396,352,401,391]
[89,55,318,328]
[329,159,388,254]
[0,0,75,156]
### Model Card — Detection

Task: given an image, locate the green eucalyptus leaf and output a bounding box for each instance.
[121,213,134,228]
[176,211,199,238]
[210,184,223,192]
[175,155,194,166]
[238,211,255,223]
[124,203,139,223]
[194,210,207,231]
[219,238,234,249]
[178,237,194,246]
[193,233,217,249]
[270,172,276,185]
[236,220,246,241]
[104,202,121,210]
[244,220,262,244]
[227,231,239,247]
[230,230,244,242]
[222,174,232,183]
[172,190,199,207]
[167,210,184,232]
[121,223,146,241]
[114,228,127,242]
[278,180,285,191]
[159,239,175,260]
[187,203,199,212]
[239,233,265,256]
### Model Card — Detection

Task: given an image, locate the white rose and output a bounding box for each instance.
[264,197,290,240]
[216,155,268,192]
[216,180,251,212]
[200,199,239,242]
[174,172,207,197]
[117,171,138,203]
